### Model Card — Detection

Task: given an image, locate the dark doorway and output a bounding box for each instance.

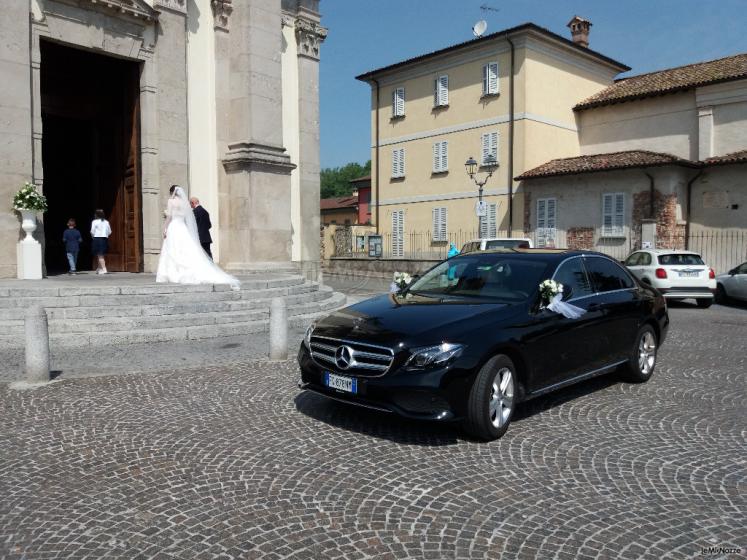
[40,40,143,273]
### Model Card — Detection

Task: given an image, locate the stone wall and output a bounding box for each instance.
[566,227,594,250]
[632,189,685,250]
[325,257,440,279]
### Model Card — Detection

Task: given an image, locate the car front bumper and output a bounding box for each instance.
[297,344,472,422]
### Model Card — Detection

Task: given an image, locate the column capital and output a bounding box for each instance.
[294,18,327,60]
[211,0,233,31]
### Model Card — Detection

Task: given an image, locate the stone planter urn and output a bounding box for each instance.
[17,209,42,279]
[19,210,38,242]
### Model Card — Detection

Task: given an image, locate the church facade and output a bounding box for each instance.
[0,0,326,278]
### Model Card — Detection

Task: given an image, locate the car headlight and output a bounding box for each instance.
[404,342,464,370]
[303,323,315,349]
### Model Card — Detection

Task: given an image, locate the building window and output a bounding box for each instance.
[482,62,499,95]
[392,87,405,118]
[391,148,405,178]
[602,193,625,237]
[481,131,498,166]
[479,202,498,238]
[434,75,448,107]
[432,207,447,242]
[432,141,448,173]
[537,198,557,248]
[392,210,405,257]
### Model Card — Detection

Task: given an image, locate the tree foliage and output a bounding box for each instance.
[320,160,371,199]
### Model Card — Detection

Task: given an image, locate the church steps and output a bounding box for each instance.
[0,281,322,315]
[0,287,346,348]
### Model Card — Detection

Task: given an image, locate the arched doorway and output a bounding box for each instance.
[40,40,143,273]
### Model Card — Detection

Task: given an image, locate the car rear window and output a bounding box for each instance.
[658,254,704,266]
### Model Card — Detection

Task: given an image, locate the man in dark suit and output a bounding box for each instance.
[190,197,213,259]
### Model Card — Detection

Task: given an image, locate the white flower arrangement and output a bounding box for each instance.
[390,271,413,293]
[13,182,48,213]
[538,279,563,308]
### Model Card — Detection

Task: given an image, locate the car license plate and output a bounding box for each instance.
[679,271,699,277]
[324,372,357,394]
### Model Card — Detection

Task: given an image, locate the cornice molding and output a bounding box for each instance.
[153,0,185,15]
[72,0,159,21]
[222,142,296,174]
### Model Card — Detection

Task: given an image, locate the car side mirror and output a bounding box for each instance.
[728,269,736,276]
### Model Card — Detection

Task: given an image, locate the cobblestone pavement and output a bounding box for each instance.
[1,303,745,559]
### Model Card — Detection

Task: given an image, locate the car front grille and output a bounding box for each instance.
[310,335,395,377]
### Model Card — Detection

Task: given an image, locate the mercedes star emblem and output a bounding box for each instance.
[334,345,354,370]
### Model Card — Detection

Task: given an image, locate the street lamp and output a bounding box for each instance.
[465,155,499,231]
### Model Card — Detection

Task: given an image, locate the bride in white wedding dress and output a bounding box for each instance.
[156,185,240,288]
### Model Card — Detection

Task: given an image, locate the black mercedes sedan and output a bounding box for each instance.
[298,250,669,441]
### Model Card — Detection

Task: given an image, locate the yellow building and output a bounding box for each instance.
[356,20,629,257]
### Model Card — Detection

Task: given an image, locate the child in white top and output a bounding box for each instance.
[90,209,112,274]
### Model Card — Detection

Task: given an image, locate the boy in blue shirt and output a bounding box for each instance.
[62,218,83,274]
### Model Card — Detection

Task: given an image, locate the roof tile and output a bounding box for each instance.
[575,53,747,110]
[516,150,699,180]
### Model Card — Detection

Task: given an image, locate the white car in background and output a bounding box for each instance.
[624,249,717,308]
[716,262,747,303]
[460,237,533,253]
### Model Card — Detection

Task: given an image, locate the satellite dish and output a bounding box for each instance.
[472,19,488,37]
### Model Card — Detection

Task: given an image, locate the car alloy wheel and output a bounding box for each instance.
[465,354,518,441]
[623,325,657,383]
[489,367,514,428]
[638,331,656,375]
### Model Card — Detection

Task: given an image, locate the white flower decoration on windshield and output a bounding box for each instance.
[390,271,413,293]
[538,279,586,319]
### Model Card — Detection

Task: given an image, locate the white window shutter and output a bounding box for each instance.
[488,62,498,94]
[432,207,447,241]
[391,149,398,178]
[488,203,497,237]
[614,193,625,234]
[392,210,404,257]
[435,75,448,106]
[392,87,405,117]
[602,194,613,235]
[441,207,447,241]
[441,141,448,171]
[432,208,438,240]
[537,198,556,247]
[433,143,440,172]
[482,132,498,165]
[399,148,405,177]
[482,64,489,95]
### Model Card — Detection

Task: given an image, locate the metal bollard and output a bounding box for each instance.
[269,297,288,361]
[25,305,50,383]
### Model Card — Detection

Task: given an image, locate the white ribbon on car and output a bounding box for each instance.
[546,293,587,319]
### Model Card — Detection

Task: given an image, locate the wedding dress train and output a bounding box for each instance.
[156,187,240,288]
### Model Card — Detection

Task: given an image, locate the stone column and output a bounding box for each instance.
[294,10,326,281]
[0,0,33,278]
[216,0,296,270]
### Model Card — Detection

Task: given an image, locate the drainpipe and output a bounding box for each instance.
[685,169,703,250]
[643,172,655,218]
[372,78,381,234]
[506,35,515,237]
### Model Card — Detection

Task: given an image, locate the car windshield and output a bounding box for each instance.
[407,255,549,302]
[658,254,704,266]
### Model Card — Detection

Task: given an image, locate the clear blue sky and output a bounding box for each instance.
[318,0,747,169]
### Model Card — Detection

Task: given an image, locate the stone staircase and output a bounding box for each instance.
[0,273,346,348]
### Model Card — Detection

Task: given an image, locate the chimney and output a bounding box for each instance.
[567,16,592,48]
